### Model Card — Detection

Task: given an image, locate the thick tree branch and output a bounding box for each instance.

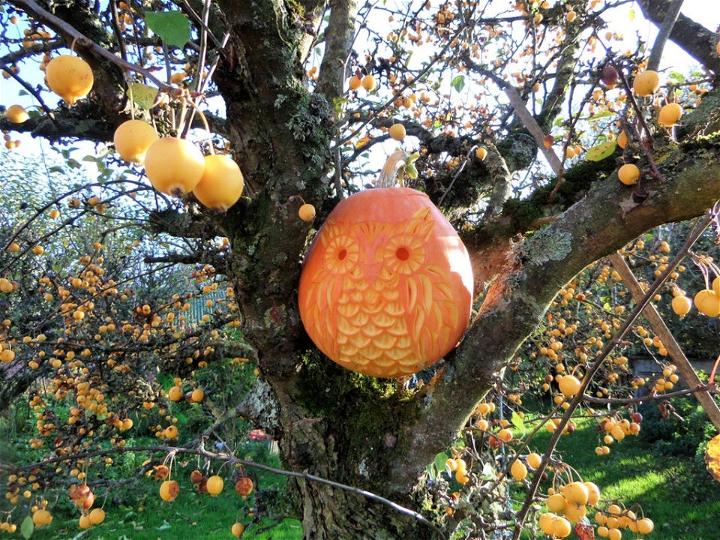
[387,137,720,493]
[316,0,359,102]
[647,0,685,71]
[638,0,720,75]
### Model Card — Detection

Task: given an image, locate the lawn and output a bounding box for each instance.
[27,467,303,540]
[531,417,720,540]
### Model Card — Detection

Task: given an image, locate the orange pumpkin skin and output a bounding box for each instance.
[298,187,473,378]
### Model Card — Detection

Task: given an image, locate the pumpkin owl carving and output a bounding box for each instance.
[298,187,473,378]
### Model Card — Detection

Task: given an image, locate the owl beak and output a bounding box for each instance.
[364,261,382,281]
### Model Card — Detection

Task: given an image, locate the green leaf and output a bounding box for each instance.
[450,75,465,93]
[668,71,685,84]
[406,152,420,165]
[128,83,158,110]
[511,411,525,431]
[405,163,418,179]
[20,517,33,539]
[585,140,617,162]
[332,96,348,115]
[144,11,191,48]
[434,452,449,475]
[588,110,612,122]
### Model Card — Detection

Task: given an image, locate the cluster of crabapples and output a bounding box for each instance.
[540,480,654,539]
[539,480,601,538]
[4,53,324,222]
[594,413,642,456]
[615,69,683,187]
[671,275,720,318]
[154,468,253,537]
[3,54,246,211]
[24,485,106,531]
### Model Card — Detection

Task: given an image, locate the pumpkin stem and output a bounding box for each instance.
[376,149,408,188]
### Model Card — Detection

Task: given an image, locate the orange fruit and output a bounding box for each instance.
[559,375,582,397]
[510,459,527,481]
[193,155,245,210]
[618,163,640,185]
[527,452,542,469]
[298,203,316,222]
[113,119,158,163]
[231,522,245,537]
[46,55,94,105]
[361,74,376,91]
[388,123,406,141]
[5,105,29,124]
[159,480,179,501]
[348,75,361,91]
[206,475,224,496]
[168,386,183,401]
[144,137,205,195]
[475,147,488,161]
[694,289,720,316]
[617,130,628,149]
[632,70,660,97]
[671,295,692,316]
[658,103,682,126]
[88,508,105,525]
[547,493,566,512]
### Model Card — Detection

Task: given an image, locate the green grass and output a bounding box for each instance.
[15,441,303,540]
[530,417,720,540]
[27,469,303,540]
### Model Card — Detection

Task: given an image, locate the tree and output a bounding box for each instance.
[1,0,720,538]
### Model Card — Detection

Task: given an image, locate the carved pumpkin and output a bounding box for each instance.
[298,187,473,378]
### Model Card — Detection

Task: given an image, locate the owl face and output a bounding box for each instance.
[320,220,428,283]
[298,188,473,378]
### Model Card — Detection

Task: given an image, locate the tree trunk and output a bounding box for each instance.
[273,378,429,539]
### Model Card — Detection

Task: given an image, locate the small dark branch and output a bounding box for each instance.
[1,442,443,537]
[582,384,717,405]
[144,250,228,272]
[608,252,720,429]
[0,61,57,120]
[147,209,222,239]
[536,40,581,132]
[0,100,115,142]
[0,39,62,66]
[109,0,128,62]
[613,63,665,182]
[175,0,225,50]
[144,253,203,265]
[482,142,513,219]
[463,54,564,176]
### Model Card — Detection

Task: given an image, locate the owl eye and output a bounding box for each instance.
[395,247,410,261]
[324,237,358,273]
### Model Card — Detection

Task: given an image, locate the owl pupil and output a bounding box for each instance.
[396,247,410,261]
[338,249,348,260]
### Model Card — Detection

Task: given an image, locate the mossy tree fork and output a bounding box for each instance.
[3,0,720,537]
